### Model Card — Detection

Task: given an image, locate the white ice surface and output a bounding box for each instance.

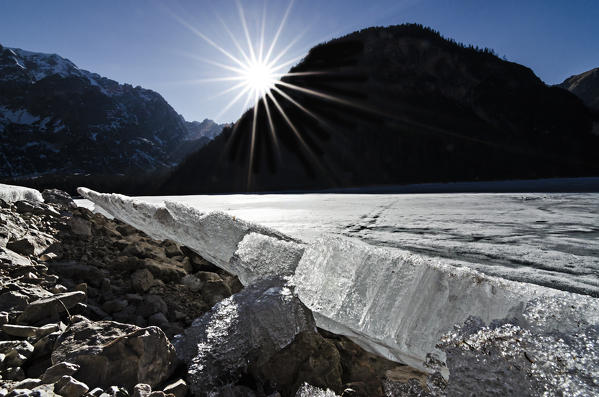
[0,183,43,203]
[77,192,599,296]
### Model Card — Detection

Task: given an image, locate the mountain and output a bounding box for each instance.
[558,67,599,111]
[0,44,223,180]
[161,24,599,194]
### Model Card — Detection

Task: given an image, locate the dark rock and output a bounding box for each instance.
[102,299,129,314]
[0,291,30,311]
[7,235,51,257]
[41,362,80,384]
[46,262,105,287]
[55,375,89,397]
[42,189,76,210]
[143,259,186,282]
[250,331,343,397]
[130,269,155,293]
[137,295,167,318]
[51,320,176,390]
[0,340,34,368]
[17,291,86,325]
[68,217,92,237]
[196,272,231,307]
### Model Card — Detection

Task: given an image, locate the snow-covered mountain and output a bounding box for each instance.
[0,44,224,179]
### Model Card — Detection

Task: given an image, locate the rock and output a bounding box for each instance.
[143,259,186,282]
[102,299,128,314]
[174,280,315,396]
[10,378,42,390]
[250,331,343,397]
[42,189,76,210]
[33,331,63,359]
[3,367,26,381]
[0,341,34,367]
[137,295,167,317]
[0,291,29,312]
[17,291,86,325]
[148,312,168,327]
[41,362,80,384]
[55,375,89,397]
[68,217,91,237]
[15,200,58,216]
[148,392,166,397]
[2,323,59,338]
[131,269,154,293]
[163,242,182,258]
[0,311,9,324]
[51,320,176,390]
[162,379,187,397]
[133,384,152,397]
[89,388,104,397]
[46,262,105,287]
[196,272,231,307]
[180,275,201,292]
[6,235,50,257]
[40,252,58,262]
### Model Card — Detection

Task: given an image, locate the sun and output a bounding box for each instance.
[241,60,277,98]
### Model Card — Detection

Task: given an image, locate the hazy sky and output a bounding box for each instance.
[1,0,598,123]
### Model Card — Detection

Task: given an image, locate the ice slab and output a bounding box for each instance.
[77,188,303,283]
[293,235,599,373]
[0,183,43,203]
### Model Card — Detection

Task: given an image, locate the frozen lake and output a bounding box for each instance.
[78,192,599,296]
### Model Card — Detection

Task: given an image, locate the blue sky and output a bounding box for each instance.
[1,0,598,123]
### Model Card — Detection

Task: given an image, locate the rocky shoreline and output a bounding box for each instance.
[0,187,431,397]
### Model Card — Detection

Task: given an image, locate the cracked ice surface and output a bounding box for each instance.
[0,183,43,203]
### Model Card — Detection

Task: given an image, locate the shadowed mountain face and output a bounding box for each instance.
[0,44,222,180]
[163,24,599,194]
[558,67,599,111]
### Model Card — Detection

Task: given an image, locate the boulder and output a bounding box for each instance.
[130,269,155,293]
[133,384,152,397]
[68,217,92,237]
[0,341,34,367]
[51,320,176,390]
[2,324,59,338]
[143,259,186,282]
[55,375,89,397]
[6,235,51,257]
[162,379,187,397]
[41,362,80,384]
[42,189,76,210]
[17,291,86,325]
[137,295,167,318]
[174,280,315,395]
[250,331,343,397]
[46,262,105,287]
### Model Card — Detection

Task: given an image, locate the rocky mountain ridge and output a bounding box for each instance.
[558,67,599,120]
[0,44,224,180]
[162,24,599,194]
